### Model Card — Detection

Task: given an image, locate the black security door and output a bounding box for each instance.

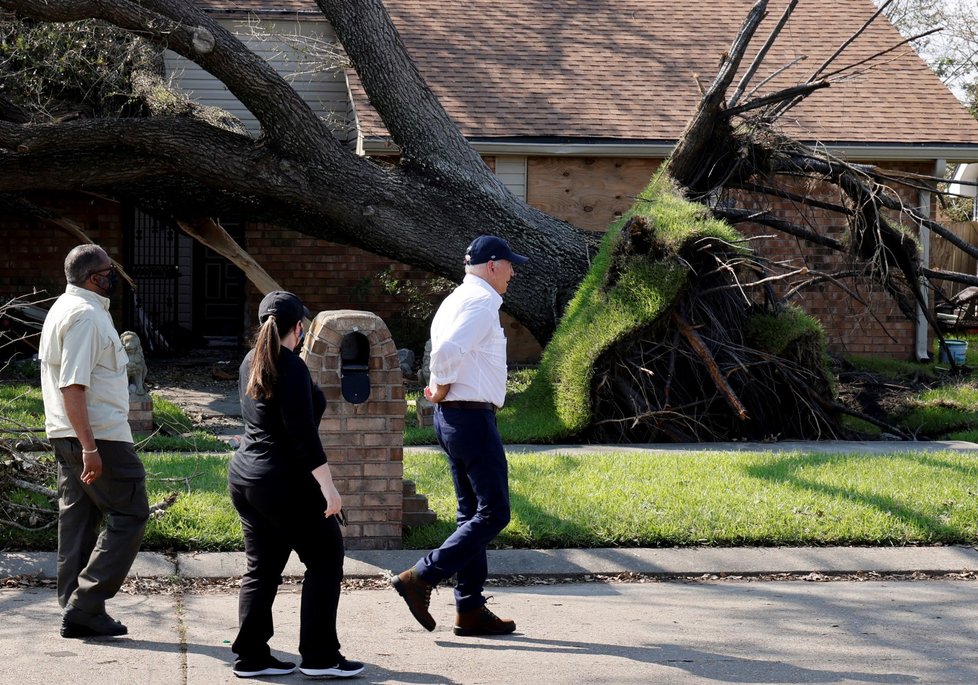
[192,218,246,344]
[125,208,179,354]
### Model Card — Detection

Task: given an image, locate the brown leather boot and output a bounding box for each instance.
[391,569,436,631]
[453,605,516,636]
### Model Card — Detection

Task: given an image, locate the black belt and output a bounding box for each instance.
[439,401,497,413]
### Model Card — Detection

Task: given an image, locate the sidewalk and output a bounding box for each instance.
[5,438,978,683]
[4,545,978,580]
[4,547,978,684]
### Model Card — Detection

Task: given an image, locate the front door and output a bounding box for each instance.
[192,218,246,346]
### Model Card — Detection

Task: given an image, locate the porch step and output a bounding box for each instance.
[416,398,435,427]
[402,479,436,529]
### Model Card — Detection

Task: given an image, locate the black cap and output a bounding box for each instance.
[464,235,530,266]
[258,291,310,330]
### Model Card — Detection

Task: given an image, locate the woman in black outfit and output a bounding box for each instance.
[228,291,364,679]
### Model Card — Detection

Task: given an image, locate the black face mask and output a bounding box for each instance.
[96,269,118,296]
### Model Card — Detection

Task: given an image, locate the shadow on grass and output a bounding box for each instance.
[743,452,972,542]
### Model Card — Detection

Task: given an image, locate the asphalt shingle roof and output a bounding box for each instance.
[198,0,978,146]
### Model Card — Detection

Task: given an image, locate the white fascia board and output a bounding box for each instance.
[813,144,978,163]
[948,163,978,199]
[361,138,978,162]
[361,139,673,157]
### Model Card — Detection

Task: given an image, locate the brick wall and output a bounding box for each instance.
[1,159,938,362]
[732,161,934,358]
[0,193,126,321]
[243,223,546,363]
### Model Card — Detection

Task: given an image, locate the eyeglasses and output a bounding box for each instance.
[89,264,116,277]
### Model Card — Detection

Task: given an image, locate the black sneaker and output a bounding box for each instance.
[232,656,297,678]
[299,657,365,678]
[61,607,128,638]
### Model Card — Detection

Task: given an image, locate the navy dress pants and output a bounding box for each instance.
[416,405,510,612]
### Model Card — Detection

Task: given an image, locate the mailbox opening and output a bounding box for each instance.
[340,331,371,404]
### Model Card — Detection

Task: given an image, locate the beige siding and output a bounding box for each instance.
[164,19,353,138]
[494,156,527,200]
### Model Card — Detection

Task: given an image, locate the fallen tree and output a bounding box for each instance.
[1,0,976,441]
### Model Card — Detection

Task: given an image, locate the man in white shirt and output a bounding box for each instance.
[39,244,149,638]
[392,235,528,636]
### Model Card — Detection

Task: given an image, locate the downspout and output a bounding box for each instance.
[916,159,945,361]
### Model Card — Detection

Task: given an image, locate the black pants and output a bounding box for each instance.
[51,438,149,614]
[229,476,345,665]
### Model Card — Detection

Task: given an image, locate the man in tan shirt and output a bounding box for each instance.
[39,244,149,638]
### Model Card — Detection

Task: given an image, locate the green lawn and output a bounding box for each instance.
[838,334,978,441]
[0,385,229,452]
[7,448,978,551]
[402,449,978,549]
[3,351,978,552]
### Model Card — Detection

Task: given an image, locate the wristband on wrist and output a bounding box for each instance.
[82,447,99,454]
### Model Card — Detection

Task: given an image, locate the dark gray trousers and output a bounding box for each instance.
[51,438,149,615]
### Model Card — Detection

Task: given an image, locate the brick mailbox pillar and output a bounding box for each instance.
[301,310,406,550]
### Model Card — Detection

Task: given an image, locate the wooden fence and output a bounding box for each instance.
[931,221,978,297]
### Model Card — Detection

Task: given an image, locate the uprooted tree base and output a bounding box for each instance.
[582,214,841,443]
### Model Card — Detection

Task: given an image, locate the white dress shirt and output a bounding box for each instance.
[428,274,508,408]
[39,284,133,442]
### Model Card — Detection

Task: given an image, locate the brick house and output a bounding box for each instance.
[3,0,978,362]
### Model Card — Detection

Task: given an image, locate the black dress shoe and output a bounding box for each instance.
[61,607,128,638]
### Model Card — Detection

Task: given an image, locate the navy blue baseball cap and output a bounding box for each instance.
[464,235,529,266]
[258,290,310,329]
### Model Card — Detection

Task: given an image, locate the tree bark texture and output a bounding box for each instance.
[0,0,599,344]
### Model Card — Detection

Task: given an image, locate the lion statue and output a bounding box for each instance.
[121,331,148,396]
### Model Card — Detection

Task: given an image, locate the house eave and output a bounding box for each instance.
[362,137,978,162]
[202,8,327,20]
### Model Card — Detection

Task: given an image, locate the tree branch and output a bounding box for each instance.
[723,81,829,118]
[317,0,495,181]
[714,206,845,251]
[0,0,339,154]
[672,311,749,421]
[669,0,768,188]
[728,0,797,108]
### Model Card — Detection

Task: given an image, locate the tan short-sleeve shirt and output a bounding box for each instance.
[39,285,132,442]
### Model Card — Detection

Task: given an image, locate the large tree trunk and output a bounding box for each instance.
[1,0,975,353]
[0,0,598,344]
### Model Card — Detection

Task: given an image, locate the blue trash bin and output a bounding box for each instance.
[939,339,968,365]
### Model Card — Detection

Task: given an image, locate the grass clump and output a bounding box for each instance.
[898,383,978,438]
[0,385,228,452]
[142,453,241,550]
[745,305,825,357]
[0,383,46,440]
